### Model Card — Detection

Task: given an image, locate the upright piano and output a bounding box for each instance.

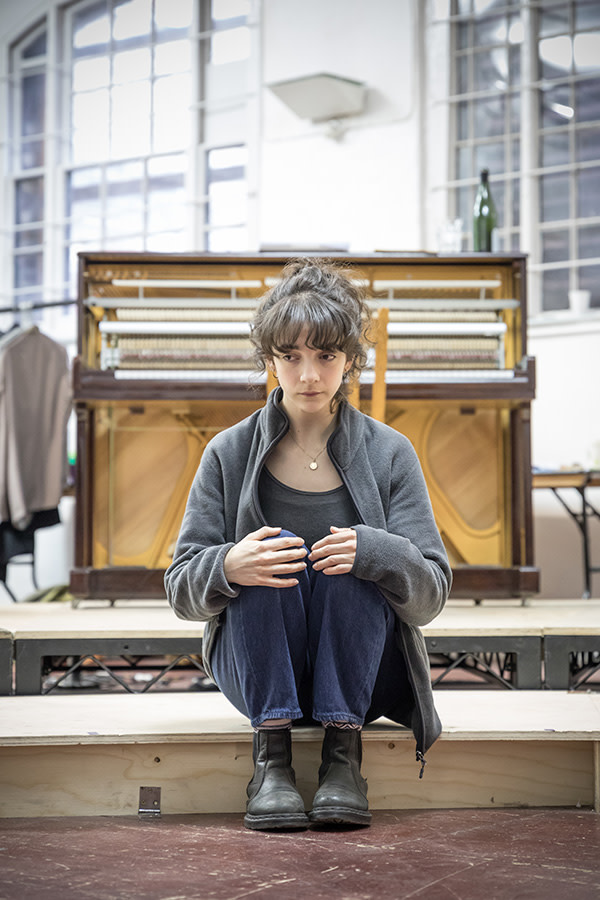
[71,252,539,601]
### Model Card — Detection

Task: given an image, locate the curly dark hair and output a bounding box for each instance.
[250,258,373,406]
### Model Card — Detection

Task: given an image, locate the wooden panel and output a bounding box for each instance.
[386,403,505,566]
[0,739,595,817]
[90,400,261,569]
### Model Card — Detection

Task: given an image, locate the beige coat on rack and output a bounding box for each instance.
[0,327,72,530]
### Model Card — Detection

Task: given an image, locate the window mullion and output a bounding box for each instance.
[520,3,540,315]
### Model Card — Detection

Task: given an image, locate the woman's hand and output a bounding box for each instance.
[224,526,307,587]
[308,526,357,575]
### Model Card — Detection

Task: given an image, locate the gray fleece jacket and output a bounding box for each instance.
[165,388,452,762]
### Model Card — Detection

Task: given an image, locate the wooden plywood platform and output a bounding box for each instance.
[1,599,599,693]
[0,691,598,818]
[2,597,599,639]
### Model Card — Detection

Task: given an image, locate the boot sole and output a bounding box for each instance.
[244,812,309,831]
[309,806,372,827]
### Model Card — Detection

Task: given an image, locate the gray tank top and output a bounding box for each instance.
[259,467,358,549]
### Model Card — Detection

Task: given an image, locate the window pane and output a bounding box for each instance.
[541,172,570,221]
[457,55,469,94]
[106,161,144,236]
[211,26,250,64]
[474,142,504,176]
[542,229,569,263]
[473,15,507,45]
[541,84,573,127]
[208,145,247,171]
[20,139,44,171]
[578,225,600,259]
[576,2,600,30]
[72,89,110,163]
[575,78,600,123]
[539,7,569,38]
[14,252,43,289]
[73,0,110,51]
[112,0,152,42]
[16,177,44,224]
[147,154,186,232]
[509,92,520,131]
[576,127,600,163]
[541,131,570,167]
[207,179,246,226]
[152,74,191,153]
[15,228,44,248]
[67,168,102,243]
[457,101,469,140]
[111,82,151,157]
[578,264,600,307]
[113,48,152,84]
[155,0,193,31]
[457,146,471,180]
[508,44,520,86]
[473,96,505,137]
[154,40,191,75]
[574,32,600,73]
[23,31,47,59]
[577,166,600,218]
[21,73,45,136]
[539,35,573,79]
[542,268,569,311]
[511,137,520,171]
[456,185,474,231]
[457,21,470,51]
[72,57,110,92]
[213,0,251,20]
[208,226,248,252]
[146,231,186,251]
[511,177,520,227]
[473,48,508,91]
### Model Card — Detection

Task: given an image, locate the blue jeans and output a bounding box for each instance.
[210,533,412,728]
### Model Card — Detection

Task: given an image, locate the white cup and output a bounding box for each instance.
[569,289,590,315]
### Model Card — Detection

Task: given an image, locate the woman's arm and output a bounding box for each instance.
[164,445,239,621]
[351,453,452,627]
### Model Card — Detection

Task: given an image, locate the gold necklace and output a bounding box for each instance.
[288,431,328,470]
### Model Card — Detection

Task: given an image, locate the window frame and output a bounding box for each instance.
[0,0,260,344]
[438,0,600,317]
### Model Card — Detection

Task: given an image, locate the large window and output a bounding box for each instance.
[9,26,48,319]
[2,0,257,342]
[447,0,600,313]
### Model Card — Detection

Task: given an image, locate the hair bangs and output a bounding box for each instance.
[265,293,353,358]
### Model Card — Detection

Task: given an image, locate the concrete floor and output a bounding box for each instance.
[1,807,600,899]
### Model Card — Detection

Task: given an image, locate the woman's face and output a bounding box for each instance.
[268,328,351,419]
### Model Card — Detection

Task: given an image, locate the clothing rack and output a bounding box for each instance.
[0,300,77,315]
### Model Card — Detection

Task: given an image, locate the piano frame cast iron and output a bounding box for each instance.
[71,251,539,604]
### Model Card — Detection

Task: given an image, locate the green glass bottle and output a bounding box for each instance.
[473,169,497,252]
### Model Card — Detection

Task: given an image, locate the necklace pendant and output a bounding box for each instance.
[309,461,318,470]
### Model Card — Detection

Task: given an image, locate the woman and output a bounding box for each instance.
[165,259,452,831]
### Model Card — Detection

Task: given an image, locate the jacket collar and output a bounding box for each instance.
[262,387,365,471]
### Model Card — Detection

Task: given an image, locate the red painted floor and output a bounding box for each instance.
[1,808,599,899]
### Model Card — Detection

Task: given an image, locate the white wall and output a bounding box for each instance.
[529,315,600,599]
[259,0,425,253]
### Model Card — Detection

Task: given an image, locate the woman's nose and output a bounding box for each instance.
[300,361,319,382]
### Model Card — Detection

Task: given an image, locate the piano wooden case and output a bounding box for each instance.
[71,252,538,602]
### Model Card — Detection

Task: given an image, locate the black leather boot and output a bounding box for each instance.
[244,729,309,830]
[309,727,372,826]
